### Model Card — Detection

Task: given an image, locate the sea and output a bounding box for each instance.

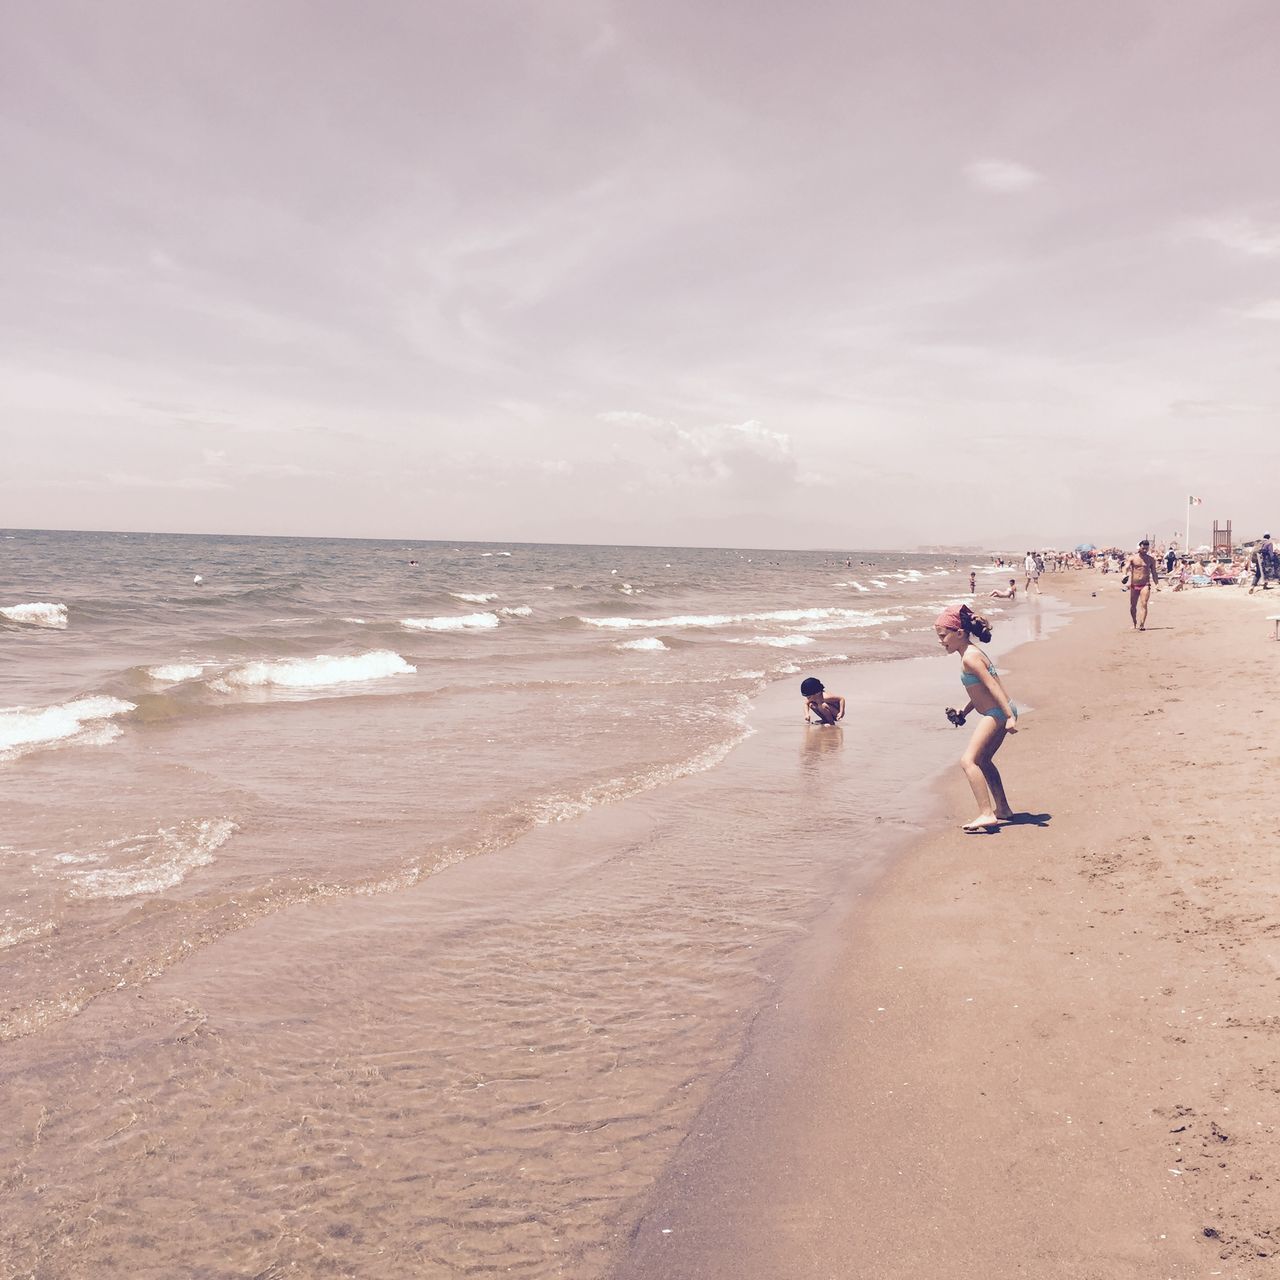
[1,529,1059,1277]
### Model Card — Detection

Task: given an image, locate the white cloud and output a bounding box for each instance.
[1238,299,1280,320]
[104,472,231,491]
[964,159,1042,193]
[1189,215,1280,257]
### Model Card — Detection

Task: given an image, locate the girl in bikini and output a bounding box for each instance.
[935,604,1018,832]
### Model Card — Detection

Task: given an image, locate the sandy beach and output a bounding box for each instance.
[616,574,1280,1278]
[4,568,1278,1278]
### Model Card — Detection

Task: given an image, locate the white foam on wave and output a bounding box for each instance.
[529,696,755,825]
[64,818,237,900]
[869,579,889,588]
[1,602,68,629]
[452,592,498,603]
[498,605,532,617]
[728,634,814,647]
[146,663,206,683]
[618,637,668,651]
[0,920,56,951]
[0,695,136,761]
[213,651,415,690]
[402,612,500,632]
[580,606,880,630]
[791,614,907,632]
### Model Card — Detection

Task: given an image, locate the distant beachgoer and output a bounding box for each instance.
[1164,545,1177,574]
[799,676,845,725]
[935,604,1017,832]
[1124,539,1159,630]
[989,578,1017,599]
[969,571,977,594]
[1023,551,1041,595]
[1247,534,1274,593]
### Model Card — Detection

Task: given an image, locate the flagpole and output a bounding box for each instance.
[1186,497,1190,555]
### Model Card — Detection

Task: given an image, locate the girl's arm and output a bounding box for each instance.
[833,695,846,720]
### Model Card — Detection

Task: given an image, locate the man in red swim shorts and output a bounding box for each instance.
[1124,539,1159,631]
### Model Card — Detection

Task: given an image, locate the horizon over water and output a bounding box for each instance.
[1,526,1061,1277]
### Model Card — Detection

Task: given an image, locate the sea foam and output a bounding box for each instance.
[66,818,237,900]
[618,637,668,651]
[452,592,498,603]
[214,651,415,690]
[1,602,68,629]
[146,663,206,683]
[402,612,500,631]
[580,607,879,630]
[728,634,814,647]
[0,695,136,759]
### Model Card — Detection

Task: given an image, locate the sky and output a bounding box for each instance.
[3,0,1279,550]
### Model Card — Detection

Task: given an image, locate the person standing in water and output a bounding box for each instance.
[1124,539,1159,630]
[935,604,1018,832]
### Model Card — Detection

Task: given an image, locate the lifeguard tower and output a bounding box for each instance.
[1212,520,1232,557]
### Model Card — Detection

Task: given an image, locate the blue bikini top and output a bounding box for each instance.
[960,661,997,687]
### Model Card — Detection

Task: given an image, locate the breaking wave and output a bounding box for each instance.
[402,612,500,632]
[579,607,880,630]
[0,695,136,760]
[212,651,415,690]
[1,602,68,629]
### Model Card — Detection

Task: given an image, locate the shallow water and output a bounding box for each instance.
[1,530,1068,1276]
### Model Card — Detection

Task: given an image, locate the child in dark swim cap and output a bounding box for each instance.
[800,676,845,725]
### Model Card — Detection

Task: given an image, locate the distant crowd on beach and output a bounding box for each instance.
[1086,534,1277,593]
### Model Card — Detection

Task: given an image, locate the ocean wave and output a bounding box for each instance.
[795,614,907,632]
[146,663,206,683]
[618,637,668,651]
[64,818,237,900]
[212,651,415,690]
[728,634,814,647]
[402,612,500,632]
[579,607,882,630]
[0,695,136,760]
[452,592,498,603]
[498,605,532,618]
[1,602,68,629]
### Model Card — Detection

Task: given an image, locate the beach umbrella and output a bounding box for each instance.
[1074,543,1096,552]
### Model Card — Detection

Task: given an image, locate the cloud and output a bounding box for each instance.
[1188,215,1280,257]
[103,472,231,491]
[964,159,1043,193]
[1238,299,1280,320]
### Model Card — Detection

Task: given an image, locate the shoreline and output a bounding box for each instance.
[613,574,1280,1278]
[0,600,1064,1277]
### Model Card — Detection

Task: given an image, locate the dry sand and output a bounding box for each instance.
[615,576,1280,1279]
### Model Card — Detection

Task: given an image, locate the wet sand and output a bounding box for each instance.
[616,576,1280,1278]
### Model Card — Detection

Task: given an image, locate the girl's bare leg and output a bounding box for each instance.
[979,742,1012,819]
[960,716,1004,826]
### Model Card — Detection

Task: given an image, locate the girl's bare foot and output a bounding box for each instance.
[963,813,1000,832]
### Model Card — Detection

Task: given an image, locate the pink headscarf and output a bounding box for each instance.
[934,605,967,632]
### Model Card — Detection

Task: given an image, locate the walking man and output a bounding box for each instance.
[1125,538,1159,631]
[1023,550,1041,595]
